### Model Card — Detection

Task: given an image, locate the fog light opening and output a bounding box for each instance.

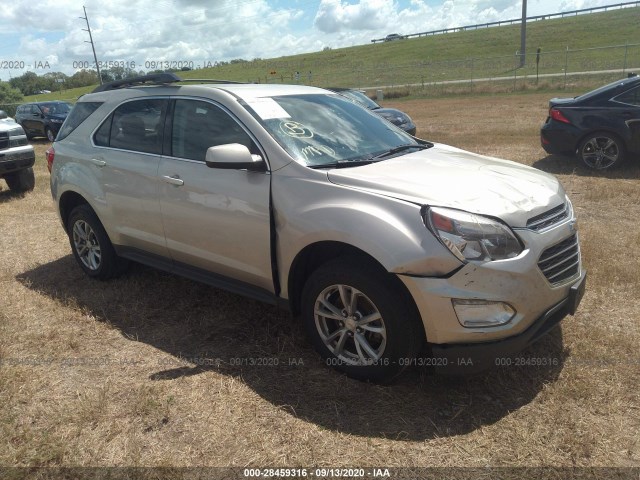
[452,299,516,328]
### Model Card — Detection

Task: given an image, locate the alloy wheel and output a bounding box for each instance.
[314,284,387,365]
[72,220,102,271]
[581,135,620,169]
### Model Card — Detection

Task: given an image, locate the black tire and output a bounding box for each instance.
[577,131,626,170]
[301,258,424,383]
[45,127,55,143]
[5,167,35,192]
[67,204,128,280]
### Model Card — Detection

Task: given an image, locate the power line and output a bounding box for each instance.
[520,0,527,67]
[80,5,102,84]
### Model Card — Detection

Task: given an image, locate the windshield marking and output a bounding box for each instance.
[280,120,314,138]
[301,145,335,160]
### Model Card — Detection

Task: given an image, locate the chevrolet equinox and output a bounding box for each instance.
[49,73,586,381]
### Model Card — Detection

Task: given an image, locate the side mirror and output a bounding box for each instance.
[205,143,265,171]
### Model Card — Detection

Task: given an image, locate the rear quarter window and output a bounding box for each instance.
[56,102,103,141]
[614,86,640,106]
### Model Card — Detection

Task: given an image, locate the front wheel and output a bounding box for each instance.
[20,124,33,140]
[5,167,35,192]
[301,258,424,382]
[67,204,128,279]
[578,132,626,170]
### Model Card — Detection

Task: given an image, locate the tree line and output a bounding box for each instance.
[0,67,166,115]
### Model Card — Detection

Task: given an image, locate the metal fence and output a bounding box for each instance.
[255,42,640,94]
[371,1,640,43]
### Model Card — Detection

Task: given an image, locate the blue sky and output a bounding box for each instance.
[0,0,621,80]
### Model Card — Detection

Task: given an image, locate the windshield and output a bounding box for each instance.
[338,90,380,110]
[243,93,418,167]
[42,102,72,115]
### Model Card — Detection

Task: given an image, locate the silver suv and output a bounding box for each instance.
[50,74,586,382]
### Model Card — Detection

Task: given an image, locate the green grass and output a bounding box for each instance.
[24,85,95,103]
[180,7,640,87]
[25,6,640,103]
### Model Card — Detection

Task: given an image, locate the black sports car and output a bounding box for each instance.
[328,88,417,136]
[540,75,640,170]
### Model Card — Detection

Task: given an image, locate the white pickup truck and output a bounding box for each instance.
[0,115,35,192]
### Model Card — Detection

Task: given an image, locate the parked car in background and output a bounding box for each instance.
[49,73,585,382]
[328,88,417,135]
[384,33,405,41]
[0,121,35,192]
[541,74,640,170]
[15,101,73,142]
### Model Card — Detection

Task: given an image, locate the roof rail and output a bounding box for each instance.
[177,78,246,84]
[92,72,182,93]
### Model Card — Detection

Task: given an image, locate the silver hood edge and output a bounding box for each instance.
[327,143,566,228]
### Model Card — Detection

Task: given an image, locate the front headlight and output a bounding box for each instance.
[424,206,523,262]
[8,128,28,147]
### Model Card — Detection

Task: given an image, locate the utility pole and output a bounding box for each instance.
[520,0,527,67]
[80,6,102,85]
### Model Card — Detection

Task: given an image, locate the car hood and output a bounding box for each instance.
[374,107,412,122]
[0,120,22,132]
[375,107,404,115]
[326,143,565,228]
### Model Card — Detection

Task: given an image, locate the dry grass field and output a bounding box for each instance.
[1,91,639,478]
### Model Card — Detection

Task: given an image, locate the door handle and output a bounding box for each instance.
[162,175,184,186]
[90,158,106,167]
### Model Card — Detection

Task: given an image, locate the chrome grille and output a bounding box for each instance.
[526,203,569,231]
[538,234,580,285]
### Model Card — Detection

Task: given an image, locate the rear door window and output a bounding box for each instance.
[93,99,168,154]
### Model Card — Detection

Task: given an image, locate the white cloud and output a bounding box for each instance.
[314,0,397,33]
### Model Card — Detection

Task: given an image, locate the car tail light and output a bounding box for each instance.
[550,108,571,124]
[46,147,55,173]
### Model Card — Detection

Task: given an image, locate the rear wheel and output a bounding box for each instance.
[67,204,128,279]
[5,167,35,192]
[578,132,625,170]
[46,127,55,142]
[301,258,423,382]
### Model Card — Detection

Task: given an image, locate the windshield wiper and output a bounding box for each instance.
[308,143,432,169]
[308,159,379,169]
[371,143,431,160]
